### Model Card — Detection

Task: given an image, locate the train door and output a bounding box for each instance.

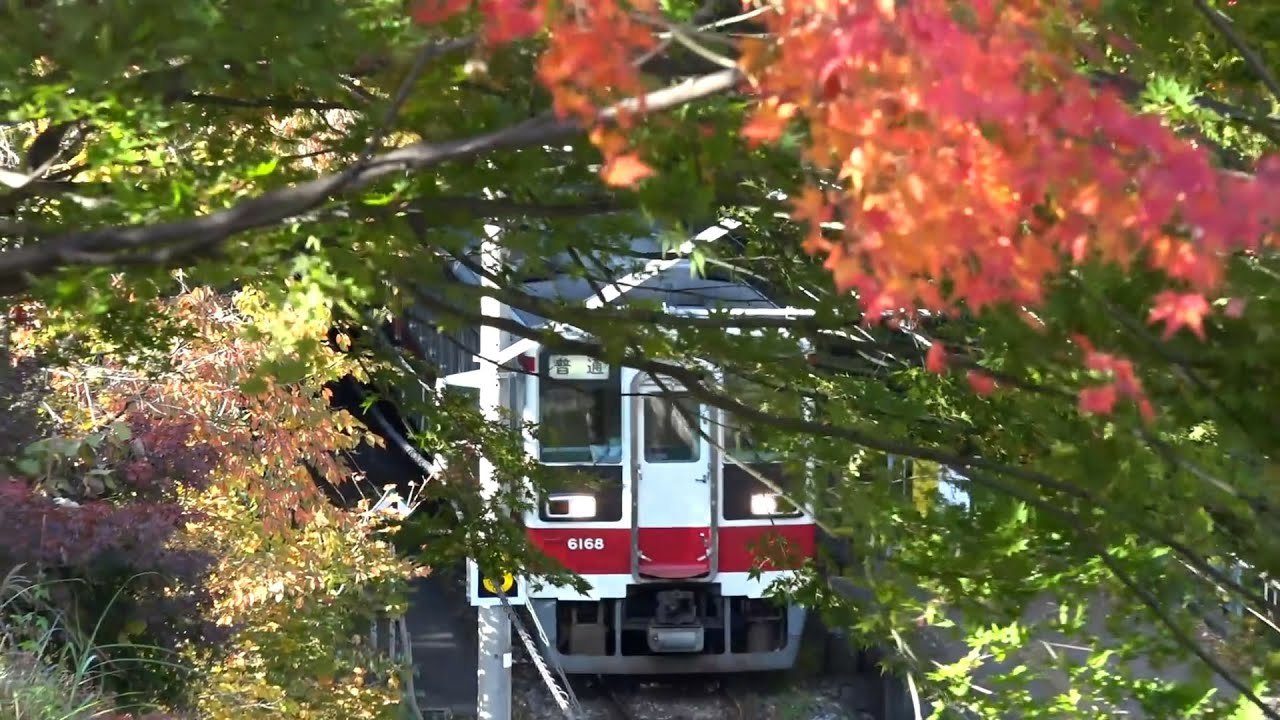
[630,374,716,579]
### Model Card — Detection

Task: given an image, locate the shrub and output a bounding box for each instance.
[181,490,415,720]
[0,415,224,707]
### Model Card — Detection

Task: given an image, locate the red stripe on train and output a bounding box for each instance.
[719,524,816,573]
[527,527,630,574]
[526,524,815,576]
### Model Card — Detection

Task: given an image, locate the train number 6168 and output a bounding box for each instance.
[566,537,604,551]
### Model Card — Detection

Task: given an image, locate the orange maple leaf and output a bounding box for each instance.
[791,185,832,227]
[741,99,798,146]
[600,153,655,187]
[589,128,629,158]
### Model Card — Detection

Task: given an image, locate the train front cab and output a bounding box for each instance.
[522,353,815,674]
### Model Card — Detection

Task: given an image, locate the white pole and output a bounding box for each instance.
[477,224,512,720]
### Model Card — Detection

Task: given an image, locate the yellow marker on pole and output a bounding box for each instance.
[483,572,515,595]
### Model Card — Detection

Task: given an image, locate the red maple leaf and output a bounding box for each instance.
[925,342,947,373]
[1078,384,1118,415]
[480,0,543,44]
[410,0,469,24]
[966,370,996,396]
[1148,291,1211,340]
[741,99,798,146]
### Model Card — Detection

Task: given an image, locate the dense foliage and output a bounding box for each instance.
[2,288,416,716]
[1,0,1279,718]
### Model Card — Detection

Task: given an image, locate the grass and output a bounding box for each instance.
[0,649,106,720]
[0,567,109,720]
[0,565,188,720]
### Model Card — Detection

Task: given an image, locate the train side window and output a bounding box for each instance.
[720,376,780,464]
[721,410,781,464]
[643,394,702,463]
[538,353,622,464]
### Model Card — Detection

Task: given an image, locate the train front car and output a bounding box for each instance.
[521,350,816,674]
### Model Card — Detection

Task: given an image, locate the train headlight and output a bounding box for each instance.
[749,492,780,516]
[546,493,597,519]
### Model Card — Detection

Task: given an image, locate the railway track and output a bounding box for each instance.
[715,680,747,720]
[594,679,631,720]
[581,675,749,720]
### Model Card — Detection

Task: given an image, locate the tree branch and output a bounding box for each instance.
[1088,69,1280,150]
[1191,0,1280,103]
[399,184,776,222]
[402,195,637,221]
[177,92,351,112]
[0,68,742,296]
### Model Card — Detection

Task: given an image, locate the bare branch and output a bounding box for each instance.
[358,38,472,167]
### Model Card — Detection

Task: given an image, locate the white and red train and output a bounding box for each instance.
[517,350,816,673]
[394,226,819,674]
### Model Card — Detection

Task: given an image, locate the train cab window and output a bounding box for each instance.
[538,352,622,464]
[643,394,702,463]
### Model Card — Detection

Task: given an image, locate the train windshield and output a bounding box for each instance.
[538,353,622,463]
[642,393,702,463]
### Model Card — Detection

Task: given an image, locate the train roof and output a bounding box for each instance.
[441,218,795,330]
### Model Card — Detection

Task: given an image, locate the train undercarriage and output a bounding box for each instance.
[532,583,806,674]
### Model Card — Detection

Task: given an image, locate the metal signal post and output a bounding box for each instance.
[476,226,512,720]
